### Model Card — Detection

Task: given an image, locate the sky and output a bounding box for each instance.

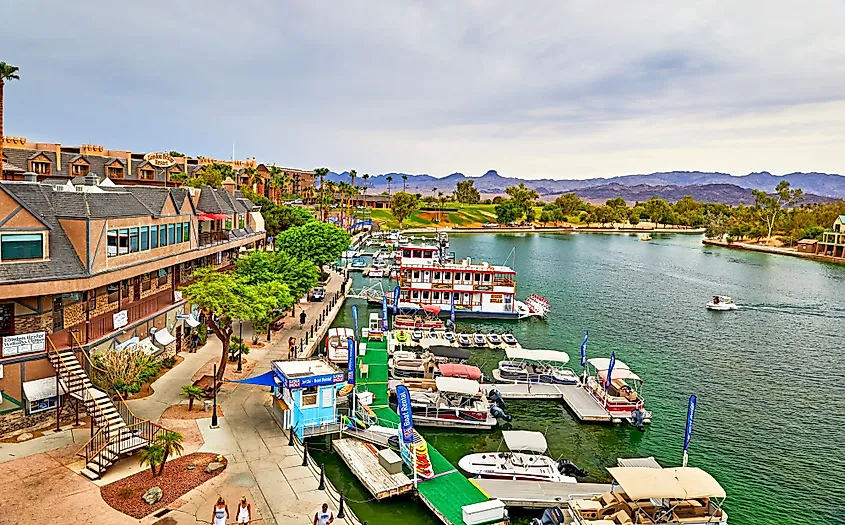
[3,1,845,180]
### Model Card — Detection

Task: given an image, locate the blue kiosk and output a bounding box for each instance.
[269,359,346,438]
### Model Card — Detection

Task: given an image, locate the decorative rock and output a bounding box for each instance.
[205,461,225,474]
[142,487,163,505]
[16,432,33,442]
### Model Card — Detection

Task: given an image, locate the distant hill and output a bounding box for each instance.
[325,169,845,200]
[568,183,836,206]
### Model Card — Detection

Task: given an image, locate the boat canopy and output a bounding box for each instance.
[502,430,548,453]
[435,376,480,395]
[606,467,726,501]
[438,363,482,380]
[505,348,570,364]
[422,305,442,315]
[598,369,642,382]
[587,357,630,371]
[429,345,471,361]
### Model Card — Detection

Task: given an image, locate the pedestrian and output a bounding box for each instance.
[191,331,199,353]
[288,336,296,360]
[237,496,251,524]
[212,496,229,525]
[313,503,334,525]
[300,311,307,327]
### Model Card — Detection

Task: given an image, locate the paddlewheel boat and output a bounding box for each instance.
[493,348,579,385]
[400,377,504,429]
[325,327,356,365]
[459,431,584,483]
[584,358,651,426]
[516,294,552,319]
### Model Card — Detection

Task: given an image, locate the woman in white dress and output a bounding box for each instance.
[212,496,229,525]
[237,496,252,524]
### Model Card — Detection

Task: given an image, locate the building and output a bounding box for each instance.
[0,174,265,419]
[810,215,845,258]
[269,359,345,438]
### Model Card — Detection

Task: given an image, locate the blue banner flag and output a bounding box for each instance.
[347,338,356,384]
[684,394,697,452]
[396,385,415,443]
[450,293,456,323]
[382,296,388,331]
[393,286,401,314]
[580,331,589,367]
[604,351,616,390]
[351,305,359,341]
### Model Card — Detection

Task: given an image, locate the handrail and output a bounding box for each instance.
[46,337,113,430]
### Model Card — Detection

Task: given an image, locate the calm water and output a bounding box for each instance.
[310,233,845,525]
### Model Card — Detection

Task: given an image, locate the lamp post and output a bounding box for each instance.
[237,319,243,373]
[211,363,219,429]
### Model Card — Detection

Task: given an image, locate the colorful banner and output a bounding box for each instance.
[382,296,388,331]
[604,351,616,390]
[351,305,359,341]
[393,286,401,314]
[450,292,456,323]
[580,331,589,367]
[395,384,415,443]
[347,337,356,384]
[684,394,696,452]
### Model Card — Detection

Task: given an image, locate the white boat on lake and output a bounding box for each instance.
[458,430,581,483]
[493,348,579,385]
[706,295,738,311]
[325,327,355,364]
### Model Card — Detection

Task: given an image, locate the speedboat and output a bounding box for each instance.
[444,331,456,343]
[584,358,651,427]
[458,333,472,347]
[566,466,727,524]
[400,377,507,429]
[473,334,486,346]
[325,327,356,365]
[458,431,583,483]
[502,333,517,345]
[487,332,502,345]
[367,267,385,278]
[706,295,738,311]
[411,329,423,342]
[640,234,652,241]
[351,257,367,268]
[428,328,438,340]
[493,348,579,385]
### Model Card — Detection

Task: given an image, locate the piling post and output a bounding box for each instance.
[302,441,309,467]
[318,463,326,490]
[288,429,294,447]
[337,491,345,519]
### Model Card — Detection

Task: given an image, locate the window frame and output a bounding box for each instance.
[107,229,118,257]
[140,226,149,251]
[175,223,183,244]
[107,166,124,179]
[168,224,175,245]
[159,225,167,247]
[150,226,159,249]
[118,229,129,255]
[0,303,14,336]
[129,228,140,253]
[0,233,45,262]
[183,222,190,242]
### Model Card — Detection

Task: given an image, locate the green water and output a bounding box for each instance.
[309,233,845,525]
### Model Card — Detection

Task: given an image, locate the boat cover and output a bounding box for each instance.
[429,345,471,360]
[435,376,480,395]
[504,348,570,364]
[422,305,442,315]
[598,369,642,382]
[502,430,548,453]
[606,467,726,500]
[587,357,630,371]
[438,363,482,380]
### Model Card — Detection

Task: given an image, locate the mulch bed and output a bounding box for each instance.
[160,403,225,420]
[100,452,227,519]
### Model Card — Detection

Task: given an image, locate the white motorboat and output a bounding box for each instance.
[473,334,486,346]
[401,377,507,429]
[502,333,518,345]
[444,331,456,343]
[411,329,423,342]
[486,332,502,345]
[493,348,579,385]
[458,431,582,483]
[458,333,472,346]
[325,327,356,364]
[367,267,385,278]
[566,466,727,524]
[706,295,738,311]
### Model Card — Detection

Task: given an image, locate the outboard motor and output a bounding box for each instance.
[487,388,506,409]
[490,404,513,422]
[557,459,588,478]
[631,408,645,431]
[532,507,566,525]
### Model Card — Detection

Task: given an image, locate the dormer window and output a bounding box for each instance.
[71,164,90,176]
[107,166,124,179]
[1,233,45,261]
[30,161,51,175]
[140,168,155,180]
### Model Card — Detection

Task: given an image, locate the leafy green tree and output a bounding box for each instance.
[155,431,185,476]
[168,151,185,157]
[554,193,584,216]
[454,180,481,205]
[591,205,615,226]
[505,183,539,220]
[643,197,671,227]
[606,197,627,209]
[182,385,204,412]
[752,180,804,245]
[184,163,234,188]
[236,250,319,301]
[139,444,165,476]
[275,221,350,268]
[628,207,642,226]
[492,196,504,204]
[495,199,522,224]
[391,191,419,228]
[538,210,553,225]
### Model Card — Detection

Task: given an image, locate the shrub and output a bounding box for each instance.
[162,356,177,368]
[229,336,250,361]
[196,323,208,346]
[118,487,134,500]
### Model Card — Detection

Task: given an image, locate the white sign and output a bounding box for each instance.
[2,331,46,357]
[143,152,177,168]
[174,291,183,302]
[113,310,129,330]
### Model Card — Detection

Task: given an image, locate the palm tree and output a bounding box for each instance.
[362,174,370,210]
[155,430,185,476]
[348,170,357,223]
[268,165,284,203]
[246,167,263,193]
[402,174,408,192]
[139,444,165,476]
[182,385,204,411]
[315,167,330,220]
[438,191,445,222]
[0,63,20,174]
[386,176,394,196]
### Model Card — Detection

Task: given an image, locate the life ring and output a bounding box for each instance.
[396,331,408,342]
[338,384,354,397]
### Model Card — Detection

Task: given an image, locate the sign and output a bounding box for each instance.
[143,151,177,168]
[396,385,415,443]
[113,310,128,330]
[684,394,697,452]
[381,296,388,331]
[351,305,359,341]
[2,331,46,357]
[174,290,183,302]
[347,338,356,384]
[283,372,345,389]
[393,286,401,314]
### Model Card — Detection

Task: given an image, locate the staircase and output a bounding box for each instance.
[47,343,165,480]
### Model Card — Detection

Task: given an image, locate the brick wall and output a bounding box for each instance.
[15,313,50,334]
[63,302,85,328]
[90,293,118,318]
[0,404,81,436]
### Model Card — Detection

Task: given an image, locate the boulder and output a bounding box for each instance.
[16,432,33,442]
[142,487,163,505]
[205,461,225,474]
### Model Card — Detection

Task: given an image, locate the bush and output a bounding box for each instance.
[229,336,250,361]
[196,323,208,346]
[162,356,177,368]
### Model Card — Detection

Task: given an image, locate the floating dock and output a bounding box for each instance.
[470,479,611,508]
[481,383,612,422]
[332,438,413,500]
[390,331,523,352]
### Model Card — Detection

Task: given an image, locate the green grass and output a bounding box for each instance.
[367,203,500,229]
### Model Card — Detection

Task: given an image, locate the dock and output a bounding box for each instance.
[470,479,611,508]
[332,438,413,500]
[481,383,612,422]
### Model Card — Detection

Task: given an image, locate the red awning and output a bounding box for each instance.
[422,305,441,315]
[212,213,230,220]
[198,213,215,222]
[198,213,230,221]
[438,363,482,380]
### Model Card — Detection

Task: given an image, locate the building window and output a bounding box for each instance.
[107,283,119,303]
[225,219,232,230]
[140,226,149,250]
[87,290,96,311]
[301,386,319,407]
[107,230,118,257]
[168,224,175,245]
[71,164,89,176]
[118,229,129,255]
[175,223,183,244]
[129,228,139,253]
[30,161,51,174]
[141,273,152,291]
[183,222,190,242]
[107,166,124,179]
[0,233,44,261]
[159,225,167,247]
[140,169,155,180]
[158,268,169,286]
[239,218,245,229]
[444,272,451,280]
[150,226,158,248]
[0,303,13,335]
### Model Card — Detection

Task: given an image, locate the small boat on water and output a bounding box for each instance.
[389,346,472,379]
[325,327,356,365]
[458,430,583,483]
[458,333,472,347]
[584,358,651,427]
[493,348,579,385]
[473,334,486,346]
[640,234,652,241]
[393,311,445,330]
[516,294,552,319]
[502,333,517,345]
[395,330,409,344]
[487,332,502,345]
[401,376,507,429]
[706,295,738,311]
[351,257,367,269]
[566,466,727,524]
[367,267,385,278]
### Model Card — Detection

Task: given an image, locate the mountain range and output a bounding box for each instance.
[324,169,845,203]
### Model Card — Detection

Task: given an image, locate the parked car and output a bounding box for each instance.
[310,286,326,301]
[483,222,499,228]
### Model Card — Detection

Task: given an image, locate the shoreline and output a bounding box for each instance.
[702,238,845,265]
[400,226,706,235]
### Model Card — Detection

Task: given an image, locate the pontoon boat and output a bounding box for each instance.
[584,358,651,426]
[401,376,505,429]
[706,296,738,311]
[493,348,579,385]
[325,328,356,365]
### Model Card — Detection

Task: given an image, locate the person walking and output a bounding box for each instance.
[299,311,307,327]
[191,331,199,353]
[288,336,296,360]
[313,503,334,525]
[212,496,229,525]
[236,496,251,524]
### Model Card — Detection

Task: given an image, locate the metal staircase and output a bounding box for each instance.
[47,339,166,480]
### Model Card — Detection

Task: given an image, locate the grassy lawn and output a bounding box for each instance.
[367,203,499,229]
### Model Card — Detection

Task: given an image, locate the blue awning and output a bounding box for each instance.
[229,370,278,387]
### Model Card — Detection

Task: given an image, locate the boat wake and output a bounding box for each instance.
[741,303,845,320]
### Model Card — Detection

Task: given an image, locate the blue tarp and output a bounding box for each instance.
[229,370,277,386]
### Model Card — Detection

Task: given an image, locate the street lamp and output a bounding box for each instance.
[237,319,243,373]
[211,363,219,429]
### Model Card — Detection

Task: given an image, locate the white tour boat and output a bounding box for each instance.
[565,466,727,524]
[458,430,583,483]
[706,295,738,311]
[584,358,651,427]
[493,348,579,385]
[325,327,356,365]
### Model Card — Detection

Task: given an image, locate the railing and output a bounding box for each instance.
[46,338,113,430]
[198,230,231,246]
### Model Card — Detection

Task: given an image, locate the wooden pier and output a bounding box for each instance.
[332,438,413,500]
[470,479,611,508]
[481,383,612,422]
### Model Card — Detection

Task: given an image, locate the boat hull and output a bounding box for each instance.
[706,303,737,311]
[458,453,576,483]
[492,368,579,385]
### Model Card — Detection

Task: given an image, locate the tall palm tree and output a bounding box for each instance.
[402,174,408,192]
[268,165,284,203]
[155,430,185,476]
[182,385,204,411]
[315,167,329,220]
[438,191,445,222]
[0,63,20,175]
[348,170,357,223]
[386,175,393,196]
[362,173,370,210]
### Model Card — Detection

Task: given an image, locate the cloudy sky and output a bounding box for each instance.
[3,1,845,179]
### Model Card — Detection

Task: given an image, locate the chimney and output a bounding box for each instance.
[83,173,99,186]
[222,176,236,195]
[23,172,37,183]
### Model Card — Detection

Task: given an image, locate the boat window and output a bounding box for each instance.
[423,250,433,258]
[413,250,422,258]
[434,271,441,280]
[464,272,471,281]
[433,291,440,301]
[413,271,420,279]
[404,249,412,257]
[444,272,451,280]
[483,273,491,282]
[463,293,471,304]
[474,273,481,282]
[422,291,430,300]
[412,290,420,299]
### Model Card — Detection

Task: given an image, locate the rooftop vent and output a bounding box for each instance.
[23,172,37,183]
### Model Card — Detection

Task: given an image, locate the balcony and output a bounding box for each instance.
[198,231,231,247]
